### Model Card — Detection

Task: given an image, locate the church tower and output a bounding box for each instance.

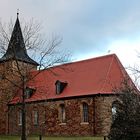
[0,14,38,134]
[0,13,38,70]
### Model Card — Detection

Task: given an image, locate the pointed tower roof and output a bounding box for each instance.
[0,14,38,66]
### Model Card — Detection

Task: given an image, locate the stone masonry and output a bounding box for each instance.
[8,95,117,136]
[0,60,37,134]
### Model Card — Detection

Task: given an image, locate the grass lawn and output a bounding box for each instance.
[0,135,105,140]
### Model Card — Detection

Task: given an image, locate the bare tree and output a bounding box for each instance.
[0,15,70,140]
[0,18,42,55]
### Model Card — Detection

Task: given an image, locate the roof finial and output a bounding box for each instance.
[17,9,19,17]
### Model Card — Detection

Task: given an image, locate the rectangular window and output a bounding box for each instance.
[33,110,38,125]
[83,103,88,122]
[56,81,61,94]
[18,110,22,126]
[55,80,67,95]
[60,104,65,123]
[25,87,35,99]
[42,110,46,124]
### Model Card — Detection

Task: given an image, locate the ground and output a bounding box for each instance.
[0,136,105,140]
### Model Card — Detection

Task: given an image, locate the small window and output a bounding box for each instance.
[55,80,67,94]
[33,110,39,125]
[112,106,117,115]
[42,110,46,124]
[25,87,35,99]
[56,81,61,94]
[18,110,22,126]
[82,103,88,122]
[60,104,66,123]
[112,106,117,121]
[112,100,120,121]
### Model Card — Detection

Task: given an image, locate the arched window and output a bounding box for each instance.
[18,110,22,126]
[112,101,118,121]
[82,102,88,122]
[33,110,39,125]
[60,104,66,123]
[42,110,46,124]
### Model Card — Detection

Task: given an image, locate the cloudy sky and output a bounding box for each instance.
[0,0,140,69]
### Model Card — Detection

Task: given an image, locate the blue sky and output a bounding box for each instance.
[0,0,140,68]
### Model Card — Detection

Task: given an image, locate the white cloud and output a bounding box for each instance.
[107,38,140,67]
[1,0,140,69]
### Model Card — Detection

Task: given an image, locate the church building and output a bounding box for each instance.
[0,15,136,136]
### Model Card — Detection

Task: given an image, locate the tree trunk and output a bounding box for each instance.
[21,77,26,140]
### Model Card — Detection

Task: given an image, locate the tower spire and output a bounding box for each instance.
[17,9,19,17]
[0,14,38,66]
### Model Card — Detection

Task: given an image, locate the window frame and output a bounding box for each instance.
[59,104,66,123]
[56,82,61,94]
[18,110,22,126]
[33,110,39,126]
[55,80,67,95]
[112,104,117,121]
[82,102,89,123]
[25,87,35,99]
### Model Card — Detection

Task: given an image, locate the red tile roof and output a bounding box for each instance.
[10,54,134,104]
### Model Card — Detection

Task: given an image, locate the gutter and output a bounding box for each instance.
[8,93,120,106]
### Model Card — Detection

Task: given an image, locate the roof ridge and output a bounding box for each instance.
[113,54,137,89]
[31,53,116,73]
[113,55,129,78]
[99,54,115,92]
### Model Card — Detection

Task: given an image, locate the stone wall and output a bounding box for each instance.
[94,95,117,136]
[0,60,37,134]
[0,61,16,134]
[8,95,117,136]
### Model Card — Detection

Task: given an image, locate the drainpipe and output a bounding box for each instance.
[93,97,96,135]
[7,105,10,134]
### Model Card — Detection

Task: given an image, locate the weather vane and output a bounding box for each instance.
[17,9,19,17]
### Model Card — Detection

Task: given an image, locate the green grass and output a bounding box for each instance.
[0,135,104,140]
